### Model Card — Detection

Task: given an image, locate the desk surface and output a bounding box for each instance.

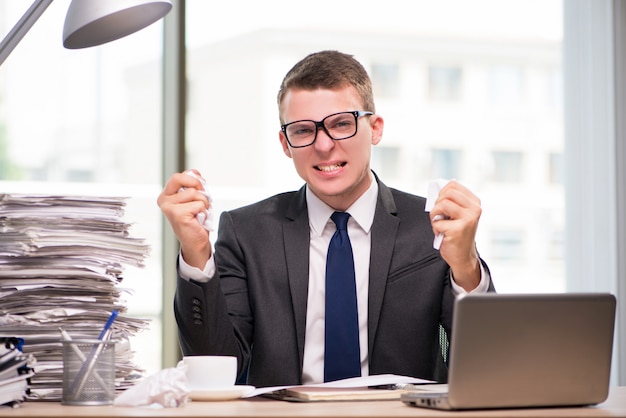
[1,387,625,418]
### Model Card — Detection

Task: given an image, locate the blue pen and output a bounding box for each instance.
[98,310,119,340]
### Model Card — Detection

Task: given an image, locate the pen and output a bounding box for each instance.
[368,383,415,390]
[98,310,119,340]
[68,310,118,397]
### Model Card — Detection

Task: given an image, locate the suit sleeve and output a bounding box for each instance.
[173,211,252,380]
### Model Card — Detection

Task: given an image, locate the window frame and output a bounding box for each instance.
[563,0,625,385]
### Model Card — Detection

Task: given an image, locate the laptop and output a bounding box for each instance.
[401,292,616,410]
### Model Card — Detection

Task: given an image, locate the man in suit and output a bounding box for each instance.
[158,50,493,388]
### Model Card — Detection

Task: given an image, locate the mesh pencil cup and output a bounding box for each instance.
[61,339,116,405]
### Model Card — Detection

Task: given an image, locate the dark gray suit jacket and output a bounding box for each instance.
[174,175,493,387]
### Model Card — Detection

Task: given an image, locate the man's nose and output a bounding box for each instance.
[313,125,335,151]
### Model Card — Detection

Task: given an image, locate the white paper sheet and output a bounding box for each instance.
[246,374,433,398]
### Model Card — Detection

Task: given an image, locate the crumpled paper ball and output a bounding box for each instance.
[114,362,189,408]
[424,178,450,250]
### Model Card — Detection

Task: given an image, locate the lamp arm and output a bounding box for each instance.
[0,0,54,66]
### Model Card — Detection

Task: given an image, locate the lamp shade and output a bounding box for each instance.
[63,0,172,49]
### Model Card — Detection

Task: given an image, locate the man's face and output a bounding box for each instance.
[279,86,383,211]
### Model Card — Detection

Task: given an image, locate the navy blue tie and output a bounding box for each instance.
[324,211,361,382]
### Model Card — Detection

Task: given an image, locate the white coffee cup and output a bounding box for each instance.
[182,355,237,390]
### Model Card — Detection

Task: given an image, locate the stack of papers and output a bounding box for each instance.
[0,194,151,401]
[251,374,436,402]
[0,338,34,408]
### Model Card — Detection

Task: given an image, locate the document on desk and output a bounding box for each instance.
[248,374,437,402]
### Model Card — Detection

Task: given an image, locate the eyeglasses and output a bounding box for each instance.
[281,110,373,148]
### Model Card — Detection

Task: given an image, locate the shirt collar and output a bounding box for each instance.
[306,172,379,237]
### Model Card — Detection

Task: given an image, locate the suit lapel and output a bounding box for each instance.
[283,186,310,374]
[368,178,399,356]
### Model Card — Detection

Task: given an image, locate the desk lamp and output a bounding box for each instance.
[0,0,173,66]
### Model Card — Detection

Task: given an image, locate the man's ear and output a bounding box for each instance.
[279,131,292,158]
[370,114,384,145]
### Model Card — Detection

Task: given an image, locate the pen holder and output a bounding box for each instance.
[62,339,116,405]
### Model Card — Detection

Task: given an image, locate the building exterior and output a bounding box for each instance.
[184,28,564,293]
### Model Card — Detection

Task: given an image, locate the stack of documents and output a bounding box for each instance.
[0,338,34,408]
[0,194,151,401]
[253,374,436,402]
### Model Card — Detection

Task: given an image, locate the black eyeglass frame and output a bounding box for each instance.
[281,110,374,148]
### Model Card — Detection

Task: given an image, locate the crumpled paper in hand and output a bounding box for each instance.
[425,179,450,250]
[178,169,215,232]
[114,363,189,408]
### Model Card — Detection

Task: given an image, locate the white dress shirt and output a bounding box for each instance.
[179,175,490,384]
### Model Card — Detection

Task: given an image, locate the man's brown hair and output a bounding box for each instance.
[277,50,375,123]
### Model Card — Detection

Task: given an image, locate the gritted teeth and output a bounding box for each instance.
[316,162,346,172]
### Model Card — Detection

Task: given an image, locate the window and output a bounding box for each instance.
[490,229,525,261]
[548,229,564,260]
[372,146,401,179]
[428,65,463,102]
[371,63,400,99]
[431,148,462,180]
[492,151,524,182]
[488,65,524,105]
[549,152,563,184]
[15,0,619,380]
[545,67,563,110]
[3,0,622,387]
[0,1,164,375]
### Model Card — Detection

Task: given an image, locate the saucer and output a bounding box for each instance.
[189,385,256,401]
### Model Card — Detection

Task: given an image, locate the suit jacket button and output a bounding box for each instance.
[193,319,203,325]
[192,298,201,305]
